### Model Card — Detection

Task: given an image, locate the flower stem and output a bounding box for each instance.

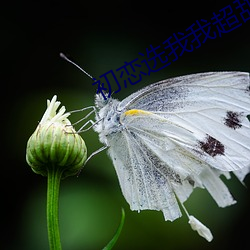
[47,165,63,250]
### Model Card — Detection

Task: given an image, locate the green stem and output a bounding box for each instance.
[47,165,63,250]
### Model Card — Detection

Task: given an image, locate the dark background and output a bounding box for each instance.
[2,1,250,249]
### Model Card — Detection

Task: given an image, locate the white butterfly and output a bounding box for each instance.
[89,72,250,241]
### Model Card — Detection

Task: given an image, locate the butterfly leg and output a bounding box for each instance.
[77,119,97,132]
[70,106,96,125]
[68,106,99,132]
[77,145,108,176]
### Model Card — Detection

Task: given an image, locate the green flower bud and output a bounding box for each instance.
[26,95,87,178]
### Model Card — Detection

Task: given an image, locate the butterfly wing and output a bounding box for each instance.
[106,72,250,220]
[101,72,249,222]
[118,72,250,174]
[121,111,237,213]
[118,72,249,112]
[106,109,237,221]
[107,127,182,221]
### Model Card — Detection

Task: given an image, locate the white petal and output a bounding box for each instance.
[188,215,213,242]
[40,95,71,125]
[40,95,58,123]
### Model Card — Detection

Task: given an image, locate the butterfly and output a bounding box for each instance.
[86,71,250,241]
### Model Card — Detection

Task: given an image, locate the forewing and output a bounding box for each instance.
[118,72,249,112]
[119,72,250,175]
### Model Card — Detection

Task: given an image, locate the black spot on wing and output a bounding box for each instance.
[224,111,243,130]
[186,177,195,186]
[199,135,225,157]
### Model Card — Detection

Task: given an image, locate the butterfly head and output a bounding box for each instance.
[95,93,112,109]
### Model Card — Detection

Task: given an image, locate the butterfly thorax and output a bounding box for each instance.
[94,97,123,145]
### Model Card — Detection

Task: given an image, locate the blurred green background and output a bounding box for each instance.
[2,1,250,249]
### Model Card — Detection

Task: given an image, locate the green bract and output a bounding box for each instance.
[26,95,87,178]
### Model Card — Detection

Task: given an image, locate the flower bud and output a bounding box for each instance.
[26,95,87,178]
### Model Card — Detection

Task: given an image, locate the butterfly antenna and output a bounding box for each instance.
[60,53,95,81]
